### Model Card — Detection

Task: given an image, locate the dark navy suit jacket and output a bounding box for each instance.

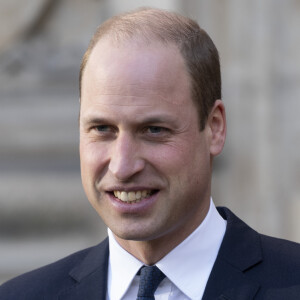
[1,207,300,299]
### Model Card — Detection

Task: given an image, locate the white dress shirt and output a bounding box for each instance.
[106,199,226,300]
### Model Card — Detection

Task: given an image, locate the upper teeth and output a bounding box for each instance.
[113,190,151,202]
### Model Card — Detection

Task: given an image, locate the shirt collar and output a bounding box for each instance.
[107,230,143,300]
[156,199,226,299]
[108,198,226,300]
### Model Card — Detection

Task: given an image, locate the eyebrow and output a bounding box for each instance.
[140,115,177,124]
[80,116,110,127]
[81,114,178,127]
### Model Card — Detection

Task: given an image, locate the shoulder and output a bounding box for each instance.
[259,233,300,271]
[253,234,300,297]
[205,207,300,299]
[0,239,109,300]
[217,206,300,281]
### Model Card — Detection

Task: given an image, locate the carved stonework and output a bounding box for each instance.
[0,0,51,52]
[1,0,300,285]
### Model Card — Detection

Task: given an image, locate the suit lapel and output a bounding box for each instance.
[202,259,260,300]
[203,207,262,300]
[58,238,109,300]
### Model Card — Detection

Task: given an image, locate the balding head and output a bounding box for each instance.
[79,7,221,130]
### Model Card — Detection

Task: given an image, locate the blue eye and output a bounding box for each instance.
[95,125,110,132]
[148,126,164,134]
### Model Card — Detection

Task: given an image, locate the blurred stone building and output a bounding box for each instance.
[1,0,300,283]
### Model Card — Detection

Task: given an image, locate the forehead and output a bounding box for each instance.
[81,39,193,113]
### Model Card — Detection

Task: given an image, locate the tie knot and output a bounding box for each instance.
[137,265,166,300]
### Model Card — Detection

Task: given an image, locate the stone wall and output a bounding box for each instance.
[1,0,300,283]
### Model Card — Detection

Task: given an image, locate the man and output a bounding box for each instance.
[1,7,300,300]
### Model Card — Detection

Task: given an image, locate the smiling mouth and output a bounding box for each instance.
[111,190,157,204]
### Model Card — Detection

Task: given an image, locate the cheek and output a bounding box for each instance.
[157,140,210,185]
[144,144,193,186]
[152,142,196,167]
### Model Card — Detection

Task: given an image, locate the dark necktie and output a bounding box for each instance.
[137,265,166,300]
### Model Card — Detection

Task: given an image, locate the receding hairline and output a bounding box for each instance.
[82,35,187,82]
[91,7,201,44]
[79,7,204,95]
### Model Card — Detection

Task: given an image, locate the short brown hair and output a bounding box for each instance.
[79,7,221,130]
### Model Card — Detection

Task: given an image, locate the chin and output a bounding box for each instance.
[114,231,148,241]
[111,225,160,242]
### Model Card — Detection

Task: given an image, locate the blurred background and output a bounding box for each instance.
[1,0,300,284]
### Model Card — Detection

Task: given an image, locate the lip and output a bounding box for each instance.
[106,185,158,192]
[106,190,160,214]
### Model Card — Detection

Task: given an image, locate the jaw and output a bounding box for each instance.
[110,193,211,265]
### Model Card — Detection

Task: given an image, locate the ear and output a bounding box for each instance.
[206,100,226,156]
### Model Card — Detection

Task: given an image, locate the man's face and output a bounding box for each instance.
[80,39,215,245]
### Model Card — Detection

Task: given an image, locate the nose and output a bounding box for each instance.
[108,133,145,181]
